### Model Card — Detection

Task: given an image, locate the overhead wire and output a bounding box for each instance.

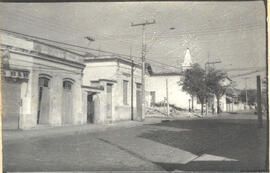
[2,8,140,45]
[2,8,264,67]
[0,28,183,72]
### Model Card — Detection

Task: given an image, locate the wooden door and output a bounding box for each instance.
[87,94,95,123]
[62,81,73,124]
[150,91,156,107]
[136,83,142,120]
[106,84,112,121]
[2,79,21,129]
[38,77,50,124]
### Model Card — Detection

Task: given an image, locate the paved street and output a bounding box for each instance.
[3,111,267,172]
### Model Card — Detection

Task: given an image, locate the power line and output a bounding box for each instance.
[221,66,265,72]
[3,7,140,44]
[0,28,137,61]
[0,28,183,71]
[230,69,265,78]
[3,8,264,44]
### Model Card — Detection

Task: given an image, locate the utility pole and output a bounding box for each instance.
[205,59,222,115]
[130,47,134,121]
[205,55,209,116]
[131,19,156,121]
[166,78,169,117]
[244,77,248,110]
[191,96,194,112]
[257,75,263,128]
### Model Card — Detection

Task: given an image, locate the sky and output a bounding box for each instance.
[0,1,267,89]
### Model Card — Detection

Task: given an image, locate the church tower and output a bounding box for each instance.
[181,48,192,71]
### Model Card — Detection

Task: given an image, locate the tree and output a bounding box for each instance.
[206,67,229,114]
[180,63,209,115]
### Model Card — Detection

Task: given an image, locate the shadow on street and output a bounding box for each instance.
[139,116,267,172]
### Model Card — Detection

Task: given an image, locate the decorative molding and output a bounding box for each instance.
[1,44,85,70]
[81,85,104,91]
[39,73,53,79]
[63,77,75,83]
[2,68,30,83]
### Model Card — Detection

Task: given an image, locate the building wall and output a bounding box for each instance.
[145,75,200,110]
[82,60,143,123]
[1,32,85,129]
[82,61,118,85]
[9,53,84,129]
[226,102,245,112]
[114,62,142,121]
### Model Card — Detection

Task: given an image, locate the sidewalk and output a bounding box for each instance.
[2,117,164,143]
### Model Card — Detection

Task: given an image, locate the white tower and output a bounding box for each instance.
[181,48,192,71]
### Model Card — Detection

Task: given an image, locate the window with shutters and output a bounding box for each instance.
[123,80,128,105]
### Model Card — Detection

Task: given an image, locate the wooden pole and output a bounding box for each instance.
[166,78,169,117]
[131,20,156,121]
[257,75,263,128]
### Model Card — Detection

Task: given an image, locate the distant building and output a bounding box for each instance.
[225,87,245,112]
[1,32,85,129]
[145,48,200,111]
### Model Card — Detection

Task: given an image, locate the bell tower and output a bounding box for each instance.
[181,48,192,71]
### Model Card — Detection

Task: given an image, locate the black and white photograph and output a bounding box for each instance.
[0,1,268,172]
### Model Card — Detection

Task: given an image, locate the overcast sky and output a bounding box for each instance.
[0,1,266,89]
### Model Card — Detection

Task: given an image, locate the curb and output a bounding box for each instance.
[3,118,164,143]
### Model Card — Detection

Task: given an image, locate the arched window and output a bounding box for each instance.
[39,77,50,87]
[63,81,72,90]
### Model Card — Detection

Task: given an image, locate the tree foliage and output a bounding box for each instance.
[180,64,229,115]
[180,63,209,115]
[206,67,229,113]
[206,67,228,98]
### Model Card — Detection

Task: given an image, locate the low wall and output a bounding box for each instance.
[114,106,132,121]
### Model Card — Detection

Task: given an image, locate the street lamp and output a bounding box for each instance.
[145,27,176,56]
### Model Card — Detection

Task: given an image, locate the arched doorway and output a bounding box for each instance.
[37,77,50,124]
[62,80,73,124]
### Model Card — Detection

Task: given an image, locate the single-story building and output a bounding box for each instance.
[82,55,144,123]
[145,48,201,111]
[1,31,85,129]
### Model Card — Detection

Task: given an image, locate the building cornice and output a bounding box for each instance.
[84,58,142,69]
[81,85,104,91]
[91,79,117,83]
[150,72,183,77]
[1,44,85,69]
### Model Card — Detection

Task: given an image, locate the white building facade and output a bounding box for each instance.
[145,48,201,111]
[82,57,143,123]
[1,32,85,129]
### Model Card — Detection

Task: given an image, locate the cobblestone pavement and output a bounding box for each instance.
[3,112,267,172]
